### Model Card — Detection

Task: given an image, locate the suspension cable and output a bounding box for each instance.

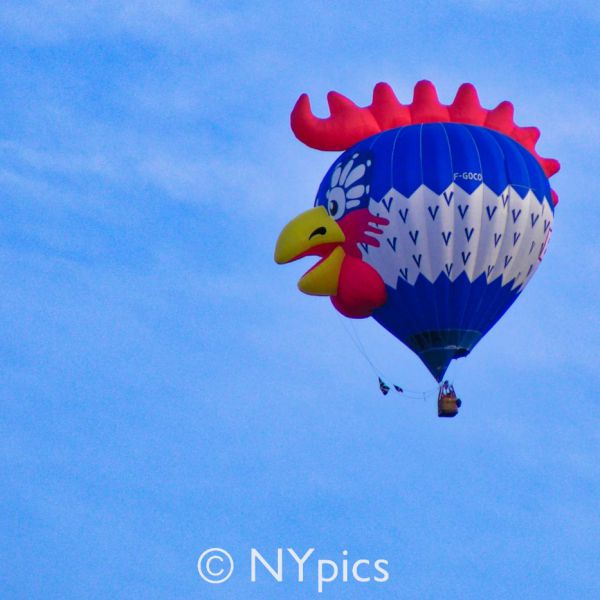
[336,314,439,400]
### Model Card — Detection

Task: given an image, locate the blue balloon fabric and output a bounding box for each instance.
[314,123,555,380]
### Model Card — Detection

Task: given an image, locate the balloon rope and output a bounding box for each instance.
[336,314,381,377]
[336,315,438,400]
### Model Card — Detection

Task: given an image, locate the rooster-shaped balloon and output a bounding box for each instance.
[275,81,559,381]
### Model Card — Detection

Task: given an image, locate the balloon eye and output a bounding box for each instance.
[326,188,346,220]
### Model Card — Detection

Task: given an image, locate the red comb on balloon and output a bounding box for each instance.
[291,80,560,204]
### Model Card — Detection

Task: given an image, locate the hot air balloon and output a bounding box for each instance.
[275,81,559,406]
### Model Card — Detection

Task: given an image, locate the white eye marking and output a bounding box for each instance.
[346,184,365,199]
[344,164,366,188]
[323,153,371,219]
[330,165,342,187]
[339,159,354,186]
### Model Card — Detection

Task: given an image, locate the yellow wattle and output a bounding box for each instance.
[298,246,345,296]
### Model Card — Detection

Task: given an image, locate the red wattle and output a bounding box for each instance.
[331,255,386,318]
[339,208,388,258]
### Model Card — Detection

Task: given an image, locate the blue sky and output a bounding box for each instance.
[1,2,599,599]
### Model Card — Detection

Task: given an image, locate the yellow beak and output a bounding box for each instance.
[274,206,346,296]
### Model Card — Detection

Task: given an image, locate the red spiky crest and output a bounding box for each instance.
[291,80,560,204]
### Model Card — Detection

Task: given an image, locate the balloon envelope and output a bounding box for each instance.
[313,122,555,380]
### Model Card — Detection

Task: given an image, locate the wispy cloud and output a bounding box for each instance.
[450,0,600,18]
[2,4,600,599]
[0,1,244,46]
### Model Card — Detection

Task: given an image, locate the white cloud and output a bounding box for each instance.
[451,0,600,18]
[0,1,245,46]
